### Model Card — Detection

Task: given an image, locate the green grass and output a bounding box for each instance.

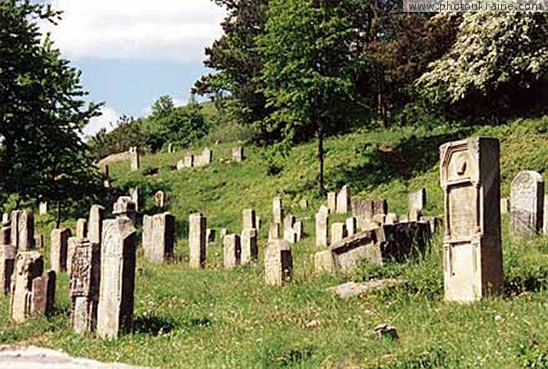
[0,117,547,368]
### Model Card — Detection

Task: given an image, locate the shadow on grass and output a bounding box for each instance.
[134,316,176,336]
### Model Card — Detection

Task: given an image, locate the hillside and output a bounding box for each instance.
[0,117,547,369]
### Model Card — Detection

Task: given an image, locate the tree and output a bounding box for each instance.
[417,13,548,121]
[258,0,367,193]
[0,0,102,215]
[193,0,270,138]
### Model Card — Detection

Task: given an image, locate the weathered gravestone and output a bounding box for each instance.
[167,143,174,153]
[10,210,22,250]
[408,188,426,214]
[500,198,510,215]
[331,223,347,243]
[346,217,357,237]
[315,205,330,248]
[241,228,258,265]
[34,235,43,250]
[242,209,257,230]
[184,155,194,168]
[314,250,336,274]
[264,240,292,286]
[70,238,100,334]
[50,228,72,273]
[283,214,296,243]
[97,217,137,339]
[176,160,185,171]
[201,148,213,166]
[154,191,166,208]
[293,221,303,242]
[189,213,206,269]
[142,212,176,264]
[327,192,337,213]
[336,185,351,214]
[223,234,241,269]
[510,170,544,235]
[352,199,388,231]
[76,218,87,239]
[10,251,55,323]
[17,210,35,252]
[269,223,281,240]
[88,205,105,246]
[232,146,245,162]
[272,197,283,224]
[440,137,503,302]
[129,146,140,171]
[0,216,15,295]
[299,199,308,210]
[113,197,137,222]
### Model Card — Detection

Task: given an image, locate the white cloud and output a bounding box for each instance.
[45,0,226,62]
[83,106,119,138]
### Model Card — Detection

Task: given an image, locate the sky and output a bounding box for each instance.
[43,0,226,137]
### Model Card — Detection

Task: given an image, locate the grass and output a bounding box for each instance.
[0,117,547,368]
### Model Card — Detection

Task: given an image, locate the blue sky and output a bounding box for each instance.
[43,0,226,137]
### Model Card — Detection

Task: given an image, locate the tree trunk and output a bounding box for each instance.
[55,201,61,229]
[317,125,326,195]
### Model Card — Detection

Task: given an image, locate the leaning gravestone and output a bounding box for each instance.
[315,205,330,248]
[510,170,544,235]
[241,229,258,265]
[88,205,105,245]
[189,213,206,269]
[336,185,351,214]
[0,217,15,295]
[70,238,100,334]
[223,234,241,269]
[50,228,71,273]
[97,217,137,339]
[440,137,503,302]
[143,213,175,264]
[264,240,292,286]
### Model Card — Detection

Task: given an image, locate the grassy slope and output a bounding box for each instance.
[0,117,547,369]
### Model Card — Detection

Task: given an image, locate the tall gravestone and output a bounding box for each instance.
[510,171,544,235]
[10,210,22,251]
[242,209,257,230]
[76,218,87,239]
[17,210,35,252]
[189,213,207,269]
[241,229,258,265]
[232,146,245,162]
[88,205,105,245]
[264,240,293,286]
[223,234,241,269]
[327,192,337,213]
[283,215,295,242]
[0,217,14,295]
[440,137,503,302]
[293,221,303,242]
[50,228,72,273]
[97,217,137,339]
[346,217,357,237]
[143,212,176,263]
[315,205,330,248]
[272,197,283,224]
[39,202,49,215]
[408,188,426,213]
[70,238,100,334]
[129,146,140,171]
[336,185,351,214]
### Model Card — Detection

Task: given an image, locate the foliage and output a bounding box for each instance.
[87,115,145,160]
[0,0,102,208]
[417,13,548,121]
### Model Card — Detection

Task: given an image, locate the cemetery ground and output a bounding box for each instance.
[0,117,547,368]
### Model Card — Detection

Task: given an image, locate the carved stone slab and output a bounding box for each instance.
[143,213,175,264]
[10,251,44,323]
[510,171,544,235]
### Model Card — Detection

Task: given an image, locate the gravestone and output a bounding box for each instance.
[184,155,194,168]
[50,228,72,273]
[113,197,137,222]
[241,228,258,265]
[314,250,335,274]
[189,213,206,269]
[88,205,105,245]
[70,238,100,334]
[223,234,241,269]
[352,199,388,230]
[269,223,281,240]
[242,209,257,230]
[0,217,14,295]
[408,188,426,213]
[129,146,140,171]
[283,215,295,239]
[10,210,22,250]
[143,212,176,264]
[10,251,44,323]
[154,191,166,208]
[272,197,283,224]
[440,137,503,302]
[331,223,347,243]
[31,270,56,318]
[201,148,213,165]
[167,143,174,153]
[76,218,87,239]
[264,240,292,286]
[220,228,228,239]
[346,217,357,237]
[336,185,351,214]
[327,192,337,213]
[17,211,35,252]
[315,205,330,248]
[232,146,245,162]
[39,202,48,215]
[129,187,139,212]
[293,221,303,242]
[97,217,137,339]
[510,171,544,235]
[176,160,185,171]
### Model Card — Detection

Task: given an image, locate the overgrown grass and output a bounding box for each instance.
[0,117,546,368]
